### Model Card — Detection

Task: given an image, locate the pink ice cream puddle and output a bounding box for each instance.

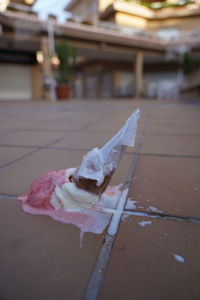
[25,169,67,210]
[18,168,121,239]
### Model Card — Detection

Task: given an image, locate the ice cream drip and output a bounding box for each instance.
[18,109,140,237]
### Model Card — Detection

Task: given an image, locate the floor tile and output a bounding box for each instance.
[50,131,118,150]
[146,120,200,135]
[0,146,36,168]
[141,134,200,156]
[0,198,104,300]
[31,120,92,131]
[0,148,133,196]
[0,149,86,196]
[128,156,200,217]
[100,216,200,300]
[0,130,66,147]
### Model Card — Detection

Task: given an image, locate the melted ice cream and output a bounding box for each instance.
[48,168,98,212]
[50,182,99,212]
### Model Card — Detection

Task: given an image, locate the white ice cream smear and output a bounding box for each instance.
[50,182,99,212]
[173,254,185,263]
[138,220,152,227]
[148,206,163,213]
[125,198,137,210]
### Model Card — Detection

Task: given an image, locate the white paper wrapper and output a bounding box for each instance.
[74,108,140,186]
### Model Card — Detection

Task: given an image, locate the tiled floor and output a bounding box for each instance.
[0,99,200,300]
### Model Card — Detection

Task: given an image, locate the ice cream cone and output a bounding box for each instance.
[72,109,140,195]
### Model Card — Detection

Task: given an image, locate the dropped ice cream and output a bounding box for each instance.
[173,254,185,263]
[18,109,140,236]
[138,220,152,227]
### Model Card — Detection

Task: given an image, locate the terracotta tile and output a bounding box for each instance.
[0,148,133,196]
[31,120,92,131]
[0,120,39,130]
[86,115,144,134]
[141,134,200,156]
[0,149,86,196]
[0,130,66,147]
[50,131,118,150]
[0,146,37,168]
[146,121,200,135]
[50,129,142,151]
[0,129,14,137]
[100,216,200,300]
[149,107,196,120]
[86,121,127,134]
[128,156,200,217]
[0,198,104,300]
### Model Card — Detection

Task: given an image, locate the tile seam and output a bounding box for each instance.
[0,193,200,224]
[81,108,152,300]
[126,152,200,159]
[0,135,69,173]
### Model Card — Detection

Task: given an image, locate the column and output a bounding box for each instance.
[134,52,144,98]
[31,65,43,100]
[40,36,53,100]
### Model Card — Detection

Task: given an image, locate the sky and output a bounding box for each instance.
[33,0,71,22]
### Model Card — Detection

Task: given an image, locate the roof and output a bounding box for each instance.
[0,10,200,51]
[0,10,164,52]
[100,0,200,20]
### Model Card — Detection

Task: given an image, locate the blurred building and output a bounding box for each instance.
[66,0,200,100]
[0,0,39,101]
[0,0,199,101]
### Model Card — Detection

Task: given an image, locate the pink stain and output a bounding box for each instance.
[18,169,121,237]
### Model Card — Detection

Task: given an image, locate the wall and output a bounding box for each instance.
[70,0,98,24]
[144,70,179,99]
[112,70,134,97]
[0,64,32,101]
[115,12,147,30]
[148,15,200,31]
[31,65,43,100]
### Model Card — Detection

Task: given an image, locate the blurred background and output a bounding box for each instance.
[0,0,200,102]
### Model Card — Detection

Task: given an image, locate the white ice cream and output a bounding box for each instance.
[50,179,99,212]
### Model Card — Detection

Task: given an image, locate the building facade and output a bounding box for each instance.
[66,0,200,100]
[0,0,199,101]
[0,0,40,101]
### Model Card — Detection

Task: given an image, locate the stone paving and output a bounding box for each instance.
[0,99,200,300]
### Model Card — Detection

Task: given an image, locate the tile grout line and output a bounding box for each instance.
[1,144,200,160]
[0,194,17,200]
[0,148,42,173]
[1,193,199,225]
[81,108,151,300]
[126,152,200,160]
[121,209,200,224]
[0,131,81,173]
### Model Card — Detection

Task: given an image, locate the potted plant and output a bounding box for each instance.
[55,40,76,100]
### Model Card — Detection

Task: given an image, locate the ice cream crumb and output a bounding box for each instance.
[122,214,130,221]
[125,198,137,210]
[173,254,185,263]
[138,220,152,227]
[148,206,163,213]
[146,198,154,202]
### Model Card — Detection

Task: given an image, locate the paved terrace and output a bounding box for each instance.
[0,99,200,300]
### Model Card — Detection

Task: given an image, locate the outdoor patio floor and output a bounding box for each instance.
[0,99,200,300]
